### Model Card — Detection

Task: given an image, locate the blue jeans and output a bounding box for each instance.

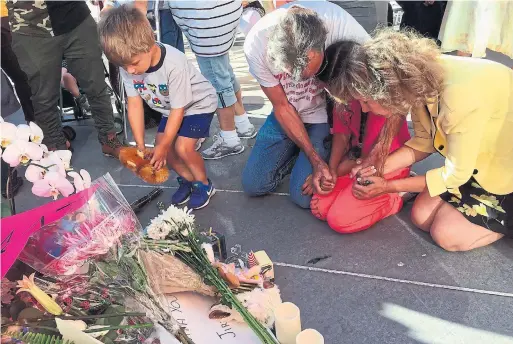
[242,113,331,208]
[159,9,184,53]
[196,53,240,108]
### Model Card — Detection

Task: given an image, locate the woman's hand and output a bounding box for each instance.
[352,176,389,200]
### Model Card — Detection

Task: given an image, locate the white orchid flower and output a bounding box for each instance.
[40,144,50,158]
[25,153,66,182]
[2,140,44,167]
[0,122,18,148]
[28,122,44,144]
[16,124,32,141]
[32,171,74,200]
[53,150,72,170]
[68,169,91,192]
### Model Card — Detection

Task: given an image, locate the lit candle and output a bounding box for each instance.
[274,302,301,344]
[296,329,324,344]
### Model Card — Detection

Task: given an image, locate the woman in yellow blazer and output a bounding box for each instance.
[321,29,513,251]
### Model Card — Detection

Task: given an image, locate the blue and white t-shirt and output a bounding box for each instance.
[120,43,217,117]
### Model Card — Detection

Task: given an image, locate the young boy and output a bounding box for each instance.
[98,5,217,209]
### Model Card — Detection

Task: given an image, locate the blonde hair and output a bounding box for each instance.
[98,5,155,67]
[323,29,445,115]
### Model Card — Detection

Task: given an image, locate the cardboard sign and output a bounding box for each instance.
[0,186,97,278]
[158,293,263,343]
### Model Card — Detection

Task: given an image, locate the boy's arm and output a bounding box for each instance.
[126,95,146,150]
[150,108,185,170]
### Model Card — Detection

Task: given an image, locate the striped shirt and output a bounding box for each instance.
[168,0,242,57]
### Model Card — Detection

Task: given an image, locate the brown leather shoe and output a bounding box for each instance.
[100,133,124,159]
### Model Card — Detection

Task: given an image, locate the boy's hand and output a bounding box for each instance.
[150,144,168,170]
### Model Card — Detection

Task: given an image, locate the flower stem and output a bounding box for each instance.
[83,323,154,333]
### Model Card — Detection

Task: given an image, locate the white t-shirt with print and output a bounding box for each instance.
[244,0,369,124]
[121,43,217,117]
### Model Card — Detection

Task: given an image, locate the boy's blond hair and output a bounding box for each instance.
[98,5,155,67]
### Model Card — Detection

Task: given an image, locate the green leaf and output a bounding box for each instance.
[4,331,74,344]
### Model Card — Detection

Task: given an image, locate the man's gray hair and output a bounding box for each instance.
[267,6,328,81]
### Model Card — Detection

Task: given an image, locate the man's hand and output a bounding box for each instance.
[150,143,168,171]
[352,176,388,200]
[312,159,334,195]
[302,175,314,196]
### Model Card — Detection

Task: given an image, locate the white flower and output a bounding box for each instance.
[162,205,195,227]
[28,122,44,144]
[53,150,72,170]
[40,144,49,158]
[146,217,172,240]
[0,122,18,148]
[32,171,74,199]
[25,154,66,182]
[2,140,44,167]
[16,124,32,141]
[68,169,91,191]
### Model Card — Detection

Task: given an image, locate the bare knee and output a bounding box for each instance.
[175,140,195,160]
[411,202,431,232]
[430,224,468,252]
[410,191,443,232]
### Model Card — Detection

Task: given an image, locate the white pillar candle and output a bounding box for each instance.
[296,329,324,344]
[274,302,301,344]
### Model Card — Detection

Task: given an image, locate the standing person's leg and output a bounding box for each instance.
[197,53,245,159]
[11,33,66,149]
[229,54,256,138]
[289,123,331,208]
[159,8,184,53]
[64,16,121,157]
[242,112,298,195]
[1,17,35,122]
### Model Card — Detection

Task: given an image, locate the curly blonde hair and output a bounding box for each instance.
[322,29,445,115]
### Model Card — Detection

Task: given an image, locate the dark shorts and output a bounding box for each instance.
[441,177,513,237]
[157,112,214,139]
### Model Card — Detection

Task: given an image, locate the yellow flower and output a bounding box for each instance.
[458,204,477,217]
[472,204,489,217]
[449,196,460,203]
[470,194,505,213]
[471,182,482,189]
[16,273,63,315]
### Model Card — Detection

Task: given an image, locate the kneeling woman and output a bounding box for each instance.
[324,30,513,251]
[310,98,411,233]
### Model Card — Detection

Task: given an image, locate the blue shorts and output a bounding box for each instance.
[196,54,240,109]
[157,113,214,139]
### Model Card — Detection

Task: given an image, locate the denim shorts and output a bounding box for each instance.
[158,112,214,138]
[196,53,240,109]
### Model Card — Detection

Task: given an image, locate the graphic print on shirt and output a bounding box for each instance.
[143,93,152,101]
[158,84,169,97]
[152,97,164,108]
[275,73,324,105]
[133,80,147,93]
[148,83,157,95]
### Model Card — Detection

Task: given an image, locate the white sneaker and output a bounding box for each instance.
[195,138,206,151]
[236,124,258,139]
[201,135,244,160]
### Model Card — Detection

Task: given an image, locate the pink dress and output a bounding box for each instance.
[311,100,411,234]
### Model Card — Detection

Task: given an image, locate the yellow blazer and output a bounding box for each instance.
[406,55,513,197]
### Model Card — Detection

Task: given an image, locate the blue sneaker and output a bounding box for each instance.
[171,177,193,205]
[188,179,216,210]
